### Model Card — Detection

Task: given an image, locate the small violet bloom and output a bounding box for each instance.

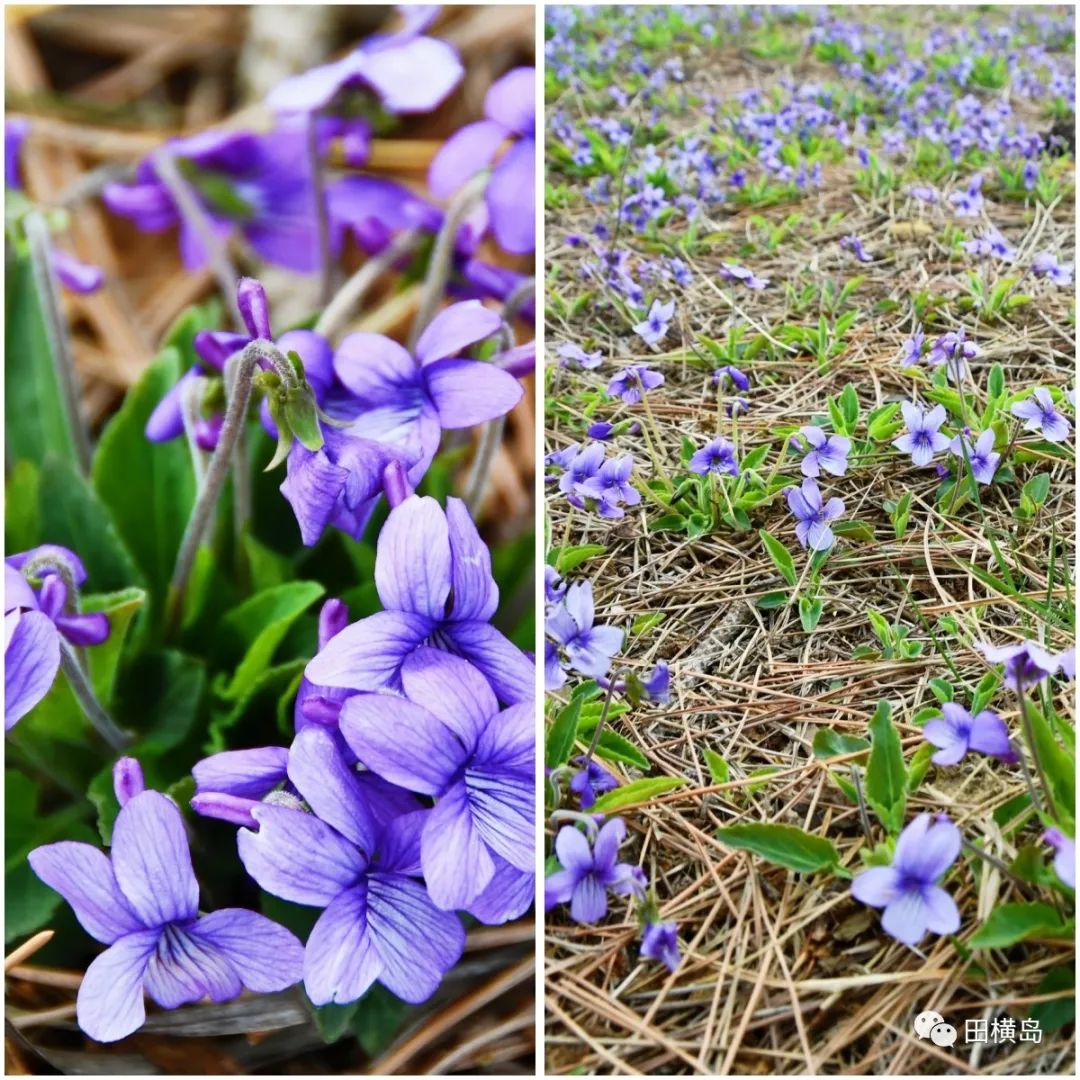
[975,640,1059,691]
[29,783,303,1042]
[719,262,769,289]
[923,703,1015,766]
[785,478,844,552]
[608,365,664,405]
[341,649,533,920]
[892,402,950,467]
[689,437,739,477]
[794,426,850,478]
[640,920,680,972]
[925,328,977,382]
[963,227,1015,262]
[568,756,619,810]
[632,300,675,347]
[840,234,873,262]
[1011,388,1071,442]
[429,67,536,254]
[556,342,603,369]
[305,494,533,705]
[1043,829,1076,889]
[578,454,641,519]
[545,580,623,690]
[5,546,110,730]
[545,818,646,923]
[851,813,961,946]
[236,727,466,1005]
[949,429,1000,485]
[1031,251,1074,286]
[712,365,750,392]
[899,327,925,368]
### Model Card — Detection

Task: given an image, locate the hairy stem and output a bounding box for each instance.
[59,642,128,750]
[153,150,241,326]
[306,112,334,307]
[408,169,489,351]
[315,227,424,340]
[166,340,295,634]
[24,211,92,473]
[584,669,623,764]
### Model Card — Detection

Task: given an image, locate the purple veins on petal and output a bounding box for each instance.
[632,299,675,346]
[546,818,644,924]
[1010,387,1071,443]
[689,437,739,477]
[640,920,680,972]
[607,364,665,404]
[975,639,1059,691]
[850,813,961,947]
[795,426,850,478]
[29,789,304,1042]
[784,477,844,552]
[545,579,623,686]
[892,402,950,467]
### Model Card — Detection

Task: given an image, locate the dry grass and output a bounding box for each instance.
[544,9,1075,1075]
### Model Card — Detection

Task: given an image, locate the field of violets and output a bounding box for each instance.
[5,6,535,1073]
[543,5,1076,1075]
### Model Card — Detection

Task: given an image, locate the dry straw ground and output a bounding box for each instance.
[544,8,1075,1075]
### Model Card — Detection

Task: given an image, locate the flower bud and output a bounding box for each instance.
[237,277,272,340]
[113,757,145,807]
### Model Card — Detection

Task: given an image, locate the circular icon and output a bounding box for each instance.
[913,1010,944,1039]
[930,1022,958,1048]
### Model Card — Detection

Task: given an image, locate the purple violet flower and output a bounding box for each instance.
[1011,388,1071,442]
[975,640,1059,691]
[557,342,603,369]
[578,454,641,518]
[892,402,950,467]
[689,437,739,477]
[851,813,961,946]
[949,429,1000,484]
[899,327,925,368]
[949,174,984,218]
[963,227,1015,262]
[640,920,680,972]
[1031,251,1074,286]
[840,234,873,262]
[29,787,303,1042]
[712,365,750,391]
[794,426,851,478]
[607,365,665,405]
[305,494,533,705]
[719,262,769,289]
[332,300,523,486]
[235,727,466,1004]
[545,818,646,922]
[923,703,1015,765]
[429,67,535,254]
[925,328,977,382]
[632,300,675,347]
[1043,829,1075,889]
[545,580,623,689]
[784,478,844,552]
[340,649,533,919]
[5,546,110,729]
[568,756,620,810]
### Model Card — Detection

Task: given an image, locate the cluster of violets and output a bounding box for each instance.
[546,442,640,520]
[7,8,539,1045]
[15,495,534,1040]
[543,569,678,971]
[853,640,1075,946]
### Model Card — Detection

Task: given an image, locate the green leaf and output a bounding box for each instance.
[756,591,787,609]
[716,822,846,876]
[311,1000,359,1043]
[799,596,823,632]
[905,742,934,793]
[594,730,649,770]
[1022,472,1051,509]
[242,532,295,591]
[631,612,666,635]
[867,401,901,441]
[832,520,876,542]
[969,902,1071,949]
[987,362,1005,400]
[545,696,582,768]
[591,776,685,813]
[865,701,907,834]
[812,729,870,760]
[5,459,41,554]
[207,657,306,753]
[92,350,197,614]
[1030,967,1075,1034]
[839,382,860,432]
[759,529,796,586]
[217,582,325,701]
[971,670,1001,714]
[352,984,408,1056]
[37,456,141,593]
[1026,705,1076,826]
[928,678,953,704]
[553,544,607,573]
[704,748,729,784]
[4,247,80,468]
[81,587,147,705]
[891,491,913,539]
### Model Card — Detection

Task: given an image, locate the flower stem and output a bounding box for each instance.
[306,112,334,307]
[314,227,424,340]
[1013,674,1055,819]
[23,211,92,473]
[166,340,295,635]
[584,669,623,764]
[59,642,128,750]
[408,169,489,351]
[180,373,209,495]
[465,416,505,516]
[152,150,241,327]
